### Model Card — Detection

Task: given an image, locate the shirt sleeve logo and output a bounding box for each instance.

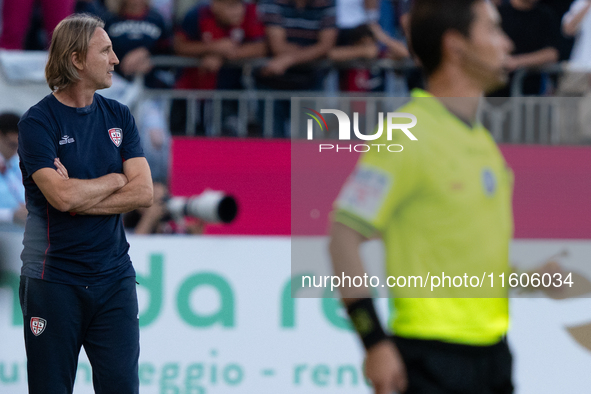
[336,164,392,221]
[108,128,123,147]
[482,167,497,196]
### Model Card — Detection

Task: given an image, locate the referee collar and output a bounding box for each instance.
[410,89,479,130]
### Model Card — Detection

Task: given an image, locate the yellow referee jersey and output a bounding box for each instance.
[334,89,513,345]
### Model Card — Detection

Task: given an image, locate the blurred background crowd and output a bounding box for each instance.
[2,0,587,92]
[0,0,590,233]
[2,0,587,106]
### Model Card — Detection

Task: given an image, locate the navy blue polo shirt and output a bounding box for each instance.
[18,93,144,285]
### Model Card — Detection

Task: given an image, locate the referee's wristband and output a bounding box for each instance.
[346,298,388,350]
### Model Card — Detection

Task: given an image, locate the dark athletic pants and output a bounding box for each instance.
[20,276,140,394]
[392,336,513,394]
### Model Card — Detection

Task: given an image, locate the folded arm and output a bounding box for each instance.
[368,23,410,60]
[264,26,337,74]
[32,159,128,213]
[279,28,338,65]
[174,33,237,58]
[76,157,153,215]
[174,32,212,57]
[329,37,379,62]
[228,41,268,60]
[265,26,301,56]
[506,47,559,70]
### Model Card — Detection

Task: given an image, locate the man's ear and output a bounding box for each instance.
[71,52,84,71]
[441,30,468,65]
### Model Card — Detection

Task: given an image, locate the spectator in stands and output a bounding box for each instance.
[393,0,413,40]
[334,0,409,61]
[329,25,381,92]
[329,0,409,92]
[390,0,426,91]
[379,0,404,40]
[104,0,173,87]
[175,0,266,90]
[172,0,267,135]
[146,0,175,26]
[77,0,175,25]
[23,2,108,49]
[541,0,575,61]
[490,0,559,96]
[0,0,75,49]
[0,113,26,226]
[563,0,591,69]
[257,0,338,137]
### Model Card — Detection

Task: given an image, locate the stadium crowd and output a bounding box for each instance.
[0,0,589,134]
[0,0,589,231]
[1,1,585,91]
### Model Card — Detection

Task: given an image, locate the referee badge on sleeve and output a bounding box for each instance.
[30,317,47,336]
[482,168,497,196]
[336,165,392,221]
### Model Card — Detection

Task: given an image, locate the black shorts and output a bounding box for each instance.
[392,335,513,394]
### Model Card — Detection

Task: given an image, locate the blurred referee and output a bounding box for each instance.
[18,14,153,393]
[329,0,515,393]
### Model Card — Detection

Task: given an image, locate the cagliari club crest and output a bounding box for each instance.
[108,128,122,147]
[30,317,47,336]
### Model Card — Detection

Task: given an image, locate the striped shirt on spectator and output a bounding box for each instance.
[259,0,336,47]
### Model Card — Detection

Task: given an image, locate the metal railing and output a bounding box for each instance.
[135,56,418,138]
[2,50,582,143]
[3,50,586,143]
[128,57,588,144]
[480,97,562,144]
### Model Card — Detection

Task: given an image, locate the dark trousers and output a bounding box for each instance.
[20,276,140,394]
[392,336,513,394]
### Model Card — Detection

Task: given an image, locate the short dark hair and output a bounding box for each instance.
[410,0,480,76]
[0,113,20,136]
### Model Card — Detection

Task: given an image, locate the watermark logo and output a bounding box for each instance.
[304,108,328,135]
[305,109,417,153]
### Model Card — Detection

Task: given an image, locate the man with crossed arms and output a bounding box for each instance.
[18,14,152,394]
